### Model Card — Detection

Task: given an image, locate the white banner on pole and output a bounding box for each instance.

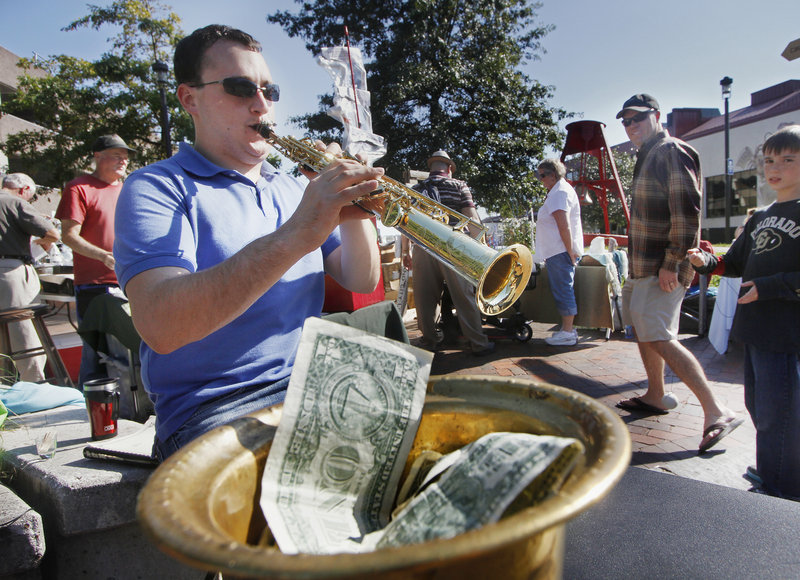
[317,46,387,165]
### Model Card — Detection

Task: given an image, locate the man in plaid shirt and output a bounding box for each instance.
[614,94,742,454]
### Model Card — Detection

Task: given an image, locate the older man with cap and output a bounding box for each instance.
[402,150,494,355]
[56,134,135,387]
[1,173,60,381]
[613,94,742,454]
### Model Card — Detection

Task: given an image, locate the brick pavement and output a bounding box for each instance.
[405,313,757,493]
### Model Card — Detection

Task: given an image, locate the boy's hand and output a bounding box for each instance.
[686,248,707,267]
[738,281,759,304]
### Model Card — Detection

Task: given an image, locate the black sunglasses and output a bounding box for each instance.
[190,77,280,102]
[621,111,652,127]
[538,172,550,179]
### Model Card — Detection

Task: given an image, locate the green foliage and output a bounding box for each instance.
[501,216,533,249]
[0,0,190,187]
[269,0,570,213]
[0,355,19,388]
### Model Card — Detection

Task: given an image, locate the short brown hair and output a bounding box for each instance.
[174,25,261,85]
[763,124,800,156]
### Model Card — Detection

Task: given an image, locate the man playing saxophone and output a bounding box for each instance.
[113,24,383,460]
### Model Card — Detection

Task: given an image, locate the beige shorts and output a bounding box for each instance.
[621,277,686,342]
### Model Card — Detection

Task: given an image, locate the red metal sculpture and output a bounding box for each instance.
[560,120,630,246]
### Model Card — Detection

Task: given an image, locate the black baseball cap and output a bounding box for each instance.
[92,134,136,153]
[616,94,660,119]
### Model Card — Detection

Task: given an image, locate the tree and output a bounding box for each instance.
[0,0,189,188]
[269,0,570,215]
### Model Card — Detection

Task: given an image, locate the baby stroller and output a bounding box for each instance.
[481,263,539,343]
[483,301,533,342]
[436,289,532,344]
[436,266,536,344]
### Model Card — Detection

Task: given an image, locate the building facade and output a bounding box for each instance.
[1,45,62,214]
[1,45,49,175]
[681,80,800,242]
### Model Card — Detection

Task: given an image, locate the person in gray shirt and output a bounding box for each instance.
[0,173,60,381]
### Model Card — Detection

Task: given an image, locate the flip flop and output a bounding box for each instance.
[615,396,669,415]
[699,416,744,454]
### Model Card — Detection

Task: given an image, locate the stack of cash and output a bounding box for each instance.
[260,317,583,555]
[370,431,584,550]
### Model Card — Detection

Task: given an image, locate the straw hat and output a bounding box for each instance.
[427,150,456,171]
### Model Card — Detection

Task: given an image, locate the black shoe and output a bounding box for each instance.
[418,337,445,352]
[472,342,496,356]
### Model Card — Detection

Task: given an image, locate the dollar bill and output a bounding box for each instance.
[260,317,433,555]
[370,432,584,550]
[392,449,443,517]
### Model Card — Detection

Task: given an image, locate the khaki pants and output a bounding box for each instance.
[0,260,46,382]
[411,249,489,352]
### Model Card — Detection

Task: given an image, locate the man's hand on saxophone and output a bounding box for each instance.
[286,153,384,254]
[267,130,387,224]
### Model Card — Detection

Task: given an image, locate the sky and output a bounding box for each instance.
[1,0,799,155]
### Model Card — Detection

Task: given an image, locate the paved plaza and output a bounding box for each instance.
[404,312,756,493]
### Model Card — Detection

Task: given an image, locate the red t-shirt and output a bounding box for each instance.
[55,174,121,286]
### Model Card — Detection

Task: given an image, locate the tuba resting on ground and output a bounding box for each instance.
[257,123,532,316]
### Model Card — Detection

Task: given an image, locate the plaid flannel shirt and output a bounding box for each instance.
[628,129,702,287]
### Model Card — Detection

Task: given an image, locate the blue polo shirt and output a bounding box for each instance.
[114,143,341,441]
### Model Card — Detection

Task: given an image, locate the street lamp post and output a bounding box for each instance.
[152,60,172,159]
[720,76,733,241]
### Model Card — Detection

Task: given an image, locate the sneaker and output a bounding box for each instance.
[744,465,763,486]
[545,330,578,346]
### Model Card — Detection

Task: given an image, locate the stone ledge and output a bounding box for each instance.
[0,406,203,579]
[0,483,44,577]
[0,406,152,535]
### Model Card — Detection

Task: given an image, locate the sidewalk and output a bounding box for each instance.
[405,312,756,493]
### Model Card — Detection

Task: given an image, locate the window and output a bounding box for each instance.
[705,169,758,218]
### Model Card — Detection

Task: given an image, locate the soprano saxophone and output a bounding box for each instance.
[256,123,532,316]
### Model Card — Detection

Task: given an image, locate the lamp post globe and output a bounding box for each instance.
[152,60,172,159]
[720,76,733,241]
